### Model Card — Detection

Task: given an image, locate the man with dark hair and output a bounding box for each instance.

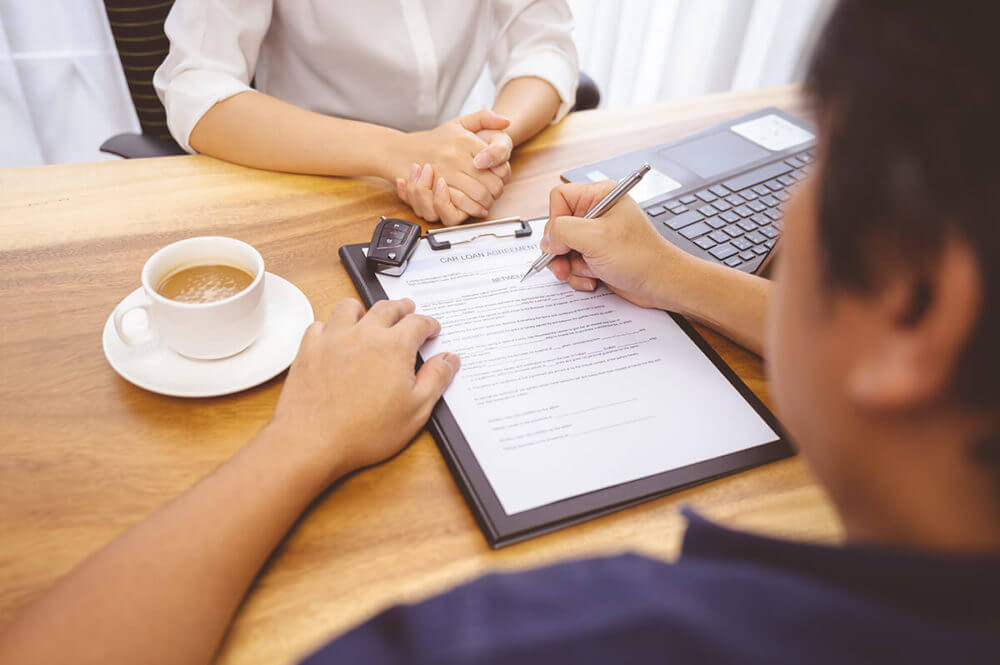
[0,1,996,664]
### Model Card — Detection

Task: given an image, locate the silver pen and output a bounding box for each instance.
[520,163,652,282]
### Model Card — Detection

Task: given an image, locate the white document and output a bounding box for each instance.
[374,219,777,514]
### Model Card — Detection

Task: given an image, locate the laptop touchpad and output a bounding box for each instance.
[659,131,770,179]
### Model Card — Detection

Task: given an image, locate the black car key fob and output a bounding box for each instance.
[366,216,421,276]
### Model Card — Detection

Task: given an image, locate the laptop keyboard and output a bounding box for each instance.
[644,150,814,272]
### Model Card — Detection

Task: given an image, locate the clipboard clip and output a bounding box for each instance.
[426,216,532,250]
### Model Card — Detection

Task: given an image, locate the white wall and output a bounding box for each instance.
[0,0,832,168]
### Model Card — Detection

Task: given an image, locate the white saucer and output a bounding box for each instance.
[103,273,314,398]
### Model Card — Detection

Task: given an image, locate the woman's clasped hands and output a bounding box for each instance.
[394,109,514,226]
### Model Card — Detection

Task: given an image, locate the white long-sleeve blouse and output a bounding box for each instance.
[154,0,579,153]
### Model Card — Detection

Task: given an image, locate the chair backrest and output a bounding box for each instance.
[103,0,175,141]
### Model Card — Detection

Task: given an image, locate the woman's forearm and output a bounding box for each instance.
[189,91,409,180]
[491,76,563,146]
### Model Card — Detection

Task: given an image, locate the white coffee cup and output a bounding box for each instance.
[113,237,266,360]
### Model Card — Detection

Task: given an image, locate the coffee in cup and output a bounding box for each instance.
[113,237,267,360]
[156,263,256,304]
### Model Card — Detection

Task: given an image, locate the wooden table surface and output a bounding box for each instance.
[0,85,841,664]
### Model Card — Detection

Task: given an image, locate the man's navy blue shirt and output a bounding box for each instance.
[303,509,999,664]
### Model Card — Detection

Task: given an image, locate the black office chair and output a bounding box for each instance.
[101,0,601,159]
[572,72,600,113]
[101,0,183,158]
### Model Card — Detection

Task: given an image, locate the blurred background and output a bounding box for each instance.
[0,0,833,168]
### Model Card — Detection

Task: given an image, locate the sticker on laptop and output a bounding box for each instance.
[586,167,681,204]
[586,170,612,182]
[628,169,681,203]
[730,114,815,152]
[627,168,682,203]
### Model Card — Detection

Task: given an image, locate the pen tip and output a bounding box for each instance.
[519,271,531,283]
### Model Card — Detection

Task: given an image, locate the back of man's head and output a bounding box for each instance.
[805,0,1000,480]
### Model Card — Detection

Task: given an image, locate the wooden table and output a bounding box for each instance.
[0,85,841,664]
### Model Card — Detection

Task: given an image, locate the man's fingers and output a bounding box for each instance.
[575,185,607,218]
[548,184,577,220]
[541,215,604,256]
[548,181,617,220]
[363,298,415,327]
[448,185,489,218]
[568,253,597,279]
[328,298,365,329]
[302,320,325,343]
[546,254,572,280]
[413,352,461,407]
[394,313,441,349]
[547,252,594,282]
[458,109,510,133]
[567,275,597,292]
[435,177,468,227]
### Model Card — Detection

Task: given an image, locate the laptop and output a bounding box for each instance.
[561,108,816,274]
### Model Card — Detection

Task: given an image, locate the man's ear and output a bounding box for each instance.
[847,235,981,411]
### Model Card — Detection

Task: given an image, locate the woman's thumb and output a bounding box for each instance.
[459,109,511,132]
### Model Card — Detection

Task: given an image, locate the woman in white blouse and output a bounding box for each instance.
[154,0,579,226]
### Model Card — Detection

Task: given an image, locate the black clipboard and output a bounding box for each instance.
[339,229,792,548]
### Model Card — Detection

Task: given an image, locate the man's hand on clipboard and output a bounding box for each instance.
[541,182,702,311]
[269,298,460,484]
